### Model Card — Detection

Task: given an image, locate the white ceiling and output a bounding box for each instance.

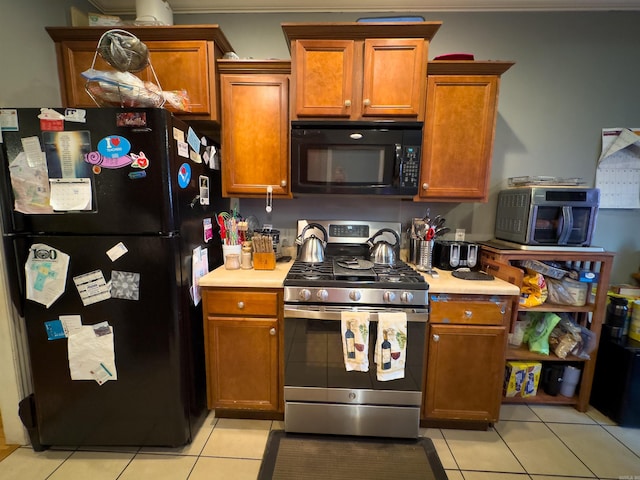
[88,0,640,15]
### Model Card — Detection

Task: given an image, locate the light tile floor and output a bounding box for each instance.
[1,404,639,480]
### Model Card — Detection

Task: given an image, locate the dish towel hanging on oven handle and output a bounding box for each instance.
[375,312,407,381]
[341,311,370,372]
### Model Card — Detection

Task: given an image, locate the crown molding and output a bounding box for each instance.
[88,0,640,15]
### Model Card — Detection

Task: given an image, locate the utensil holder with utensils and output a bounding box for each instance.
[416,239,437,276]
[252,233,276,270]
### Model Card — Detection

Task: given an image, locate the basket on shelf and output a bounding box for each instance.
[84,29,165,108]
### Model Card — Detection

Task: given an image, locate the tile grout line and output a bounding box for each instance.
[488,421,531,477]
[532,417,602,479]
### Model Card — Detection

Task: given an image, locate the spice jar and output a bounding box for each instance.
[241,242,252,269]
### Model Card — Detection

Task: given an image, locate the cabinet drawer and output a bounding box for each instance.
[429,297,510,325]
[204,289,280,317]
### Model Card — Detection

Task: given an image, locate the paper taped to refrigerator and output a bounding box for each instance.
[9,152,54,214]
[25,244,70,308]
[110,270,140,300]
[49,178,92,211]
[73,270,111,306]
[67,324,117,384]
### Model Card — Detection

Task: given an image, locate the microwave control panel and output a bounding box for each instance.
[397,145,420,187]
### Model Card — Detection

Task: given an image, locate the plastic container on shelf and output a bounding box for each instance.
[559,366,581,397]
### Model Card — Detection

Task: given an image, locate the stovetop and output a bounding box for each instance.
[285,220,429,307]
[285,256,427,289]
[284,256,428,307]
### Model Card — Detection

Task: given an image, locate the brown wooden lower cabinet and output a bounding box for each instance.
[202,288,283,414]
[424,323,506,422]
[422,294,512,425]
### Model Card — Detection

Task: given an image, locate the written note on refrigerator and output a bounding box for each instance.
[67,324,117,384]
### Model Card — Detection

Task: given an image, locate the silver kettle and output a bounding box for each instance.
[367,228,400,266]
[295,223,328,263]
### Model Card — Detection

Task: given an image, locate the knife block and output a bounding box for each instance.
[253,252,276,270]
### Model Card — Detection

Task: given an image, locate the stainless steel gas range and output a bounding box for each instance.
[283,220,429,439]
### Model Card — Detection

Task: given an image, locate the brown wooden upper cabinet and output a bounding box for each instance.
[416,60,514,202]
[218,60,291,198]
[46,26,233,123]
[282,22,441,121]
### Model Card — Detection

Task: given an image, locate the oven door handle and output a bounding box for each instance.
[557,205,573,245]
[284,305,429,322]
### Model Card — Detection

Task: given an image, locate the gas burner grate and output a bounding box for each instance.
[285,257,426,286]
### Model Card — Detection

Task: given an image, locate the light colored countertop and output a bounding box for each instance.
[199,260,294,288]
[200,260,520,296]
[422,268,519,295]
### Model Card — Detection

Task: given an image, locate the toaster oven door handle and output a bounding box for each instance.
[557,206,573,245]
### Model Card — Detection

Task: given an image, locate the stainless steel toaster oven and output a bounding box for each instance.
[494,187,600,246]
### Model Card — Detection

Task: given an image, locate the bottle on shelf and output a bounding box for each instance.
[605,296,629,339]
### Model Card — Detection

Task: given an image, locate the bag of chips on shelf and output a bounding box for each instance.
[519,269,548,308]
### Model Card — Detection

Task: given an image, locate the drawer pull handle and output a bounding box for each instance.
[237,301,245,309]
[464,310,472,318]
[270,328,276,336]
[433,334,440,342]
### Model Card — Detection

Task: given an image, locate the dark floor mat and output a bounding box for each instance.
[258,430,448,480]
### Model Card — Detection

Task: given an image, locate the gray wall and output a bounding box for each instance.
[1,4,639,283]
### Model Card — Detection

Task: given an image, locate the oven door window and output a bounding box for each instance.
[532,206,594,244]
[284,318,425,392]
[300,145,394,187]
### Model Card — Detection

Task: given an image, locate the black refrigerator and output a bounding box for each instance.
[0,107,228,449]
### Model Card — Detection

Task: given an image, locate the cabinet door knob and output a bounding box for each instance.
[280,180,287,187]
[344,99,351,107]
[237,301,245,309]
[464,310,473,318]
[269,327,276,336]
[433,334,440,342]
[422,183,429,190]
[363,98,371,106]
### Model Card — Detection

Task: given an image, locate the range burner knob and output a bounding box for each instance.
[317,289,329,302]
[299,289,312,301]
[400,291,414,303]
[383,291,396,303]
[349,290,362,301]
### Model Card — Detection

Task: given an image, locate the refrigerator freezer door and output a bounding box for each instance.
[0,108,215,236]
[15,234,206,447]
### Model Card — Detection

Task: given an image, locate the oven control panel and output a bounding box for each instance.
[284,286,428,307]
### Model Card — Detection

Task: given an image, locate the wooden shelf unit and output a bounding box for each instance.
[480,246,615,412]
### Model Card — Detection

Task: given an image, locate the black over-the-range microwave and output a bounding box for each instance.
[290,121,423,197]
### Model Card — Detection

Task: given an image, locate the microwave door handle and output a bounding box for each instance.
[557,206,573,244]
